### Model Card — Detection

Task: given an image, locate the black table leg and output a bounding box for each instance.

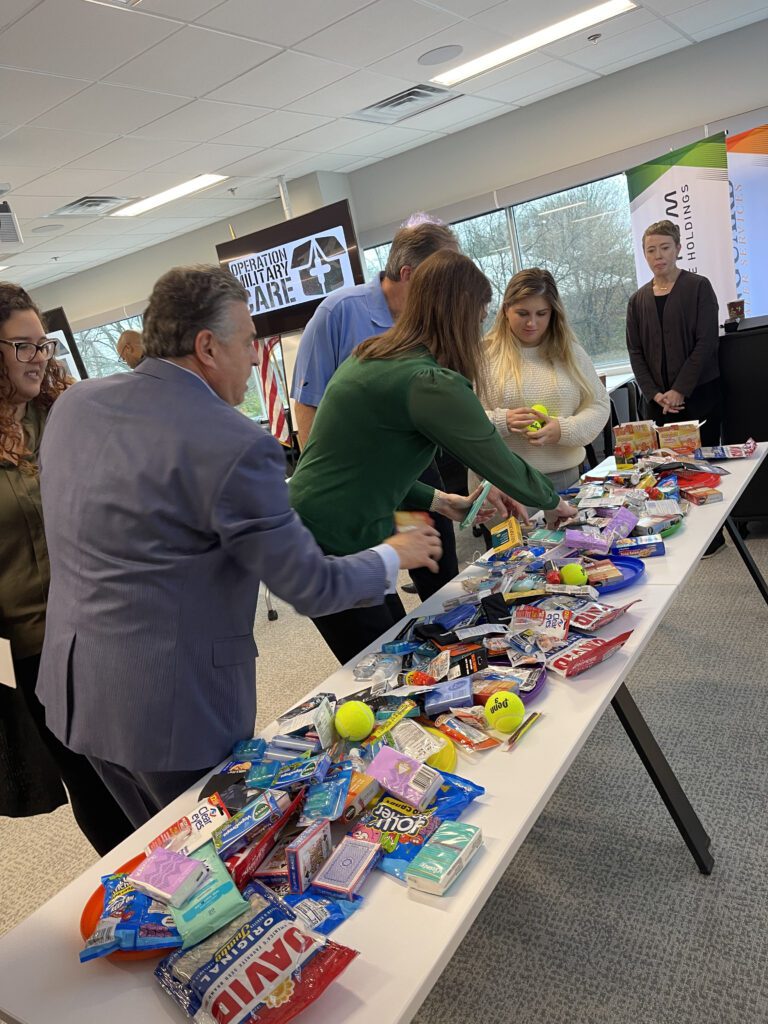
[724,516,768,606]
[611,682,713,875]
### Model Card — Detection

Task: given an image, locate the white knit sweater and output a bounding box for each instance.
[471,342,610,484]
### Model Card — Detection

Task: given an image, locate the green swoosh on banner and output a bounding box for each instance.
[626,132,727,202]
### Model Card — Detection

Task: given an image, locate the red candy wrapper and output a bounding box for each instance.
[568,600,640,633]
[546,631,633,677]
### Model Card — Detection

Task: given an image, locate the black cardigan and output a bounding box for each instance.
[626,270,720,401]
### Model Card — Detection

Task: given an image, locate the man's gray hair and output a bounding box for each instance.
[143,265,248,359]
[383,219,459,282]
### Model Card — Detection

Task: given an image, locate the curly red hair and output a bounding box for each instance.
[0,282,70,469]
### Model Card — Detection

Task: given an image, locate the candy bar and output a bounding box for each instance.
[568,599,641,632]
[546,630,633,677]
[680,485,722,505]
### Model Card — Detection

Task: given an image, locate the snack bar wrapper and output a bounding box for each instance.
[80,873,181,962]
[568,600,640,632]
[546,631,633,677]
[155,881,357,1024]
[695,439,756,460]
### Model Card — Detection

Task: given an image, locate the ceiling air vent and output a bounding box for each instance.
[350,84,458,124]
[0,203,23,246]
[45,196,133,217]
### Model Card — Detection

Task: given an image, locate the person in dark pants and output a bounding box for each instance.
[290,216,462,600]
[626,219,724,556]
[0,281,133,854]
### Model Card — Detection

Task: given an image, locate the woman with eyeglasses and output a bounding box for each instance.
[0,282,132,853]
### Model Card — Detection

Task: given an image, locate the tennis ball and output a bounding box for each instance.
[424,727,457,773]
[335,701,375,742]
[527,404,549,432]
[484,691,525,733]
[560,563,588,586]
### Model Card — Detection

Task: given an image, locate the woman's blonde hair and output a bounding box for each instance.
[483,267,593,402]
[356,249,492,383]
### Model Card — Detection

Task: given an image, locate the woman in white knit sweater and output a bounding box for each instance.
[472,268,610,500]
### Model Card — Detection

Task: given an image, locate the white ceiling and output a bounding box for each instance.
[0,0,765,289]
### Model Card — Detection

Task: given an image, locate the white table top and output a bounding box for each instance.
[0,446,765,1024]
[604,371,635,394]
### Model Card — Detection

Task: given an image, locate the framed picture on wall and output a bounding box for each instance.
[42,307,88,380]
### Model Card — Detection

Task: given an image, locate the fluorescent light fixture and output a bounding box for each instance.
[538,200,586,216]
[0,265,9,273]
[82,1,144,9]
[111,174,228,217]
[431,0,636,87]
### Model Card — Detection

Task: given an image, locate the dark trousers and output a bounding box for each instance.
[88,755,218,830]
[12,654,134,855]
[641,378,722,447]
[405,461,459,601]
[312,593,407,667]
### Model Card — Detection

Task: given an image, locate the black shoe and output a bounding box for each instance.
[401,582,418,594]
[702,532,726,558]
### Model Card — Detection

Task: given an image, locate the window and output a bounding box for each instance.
[512,175,635,368]
[73,314,143,378]
[363,241,391,281]
[362,172,636,370]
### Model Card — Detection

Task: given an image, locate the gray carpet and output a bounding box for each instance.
[1,530,767,1024]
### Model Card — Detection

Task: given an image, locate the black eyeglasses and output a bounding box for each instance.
[0,338,57,363]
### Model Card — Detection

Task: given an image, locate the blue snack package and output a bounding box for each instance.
[423,678,474,717]
[231,737,267,760]
[430,770,485,821]
[79,873,181,963]
[280,888,363,935]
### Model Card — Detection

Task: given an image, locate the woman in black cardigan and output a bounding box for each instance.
[626,218,723,553]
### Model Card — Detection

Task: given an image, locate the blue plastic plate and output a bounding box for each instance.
[595,555,646,593]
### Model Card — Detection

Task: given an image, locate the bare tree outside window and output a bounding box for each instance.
[73,314,144,378]
[364,243,391,281]
[450,211,516,328]
[513,175,635,367]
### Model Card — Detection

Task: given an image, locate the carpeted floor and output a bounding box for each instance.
[1,528,767,1024]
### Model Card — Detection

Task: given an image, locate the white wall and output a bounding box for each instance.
[31,18,768,327]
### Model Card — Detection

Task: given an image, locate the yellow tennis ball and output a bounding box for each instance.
[335,701,375,742]
[527,404,549,432]
[423,727,457,773]
[484,691,525,733]
[560,563,588,586]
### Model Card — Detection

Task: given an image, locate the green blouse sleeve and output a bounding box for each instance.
[402,480,434,510]
[407,367,560,510]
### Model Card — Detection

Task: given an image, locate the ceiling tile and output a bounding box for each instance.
[139,0,225,17]
[1,250,61,266]
[119,216,210,234]
[0,69,91,127]
[514,70,599,105]
[0,126,118,167]
[0,0,42,31]
[297,0,458,65]
[460,52,551,95]
[667,0,768,39]
[0,0,179,78]
[68,136,197,172]
[474,58,596,103]
[206,50,354,107]
[279,118,383,152]
[197,0,374,47]
[387,94,504,131]
[164,195,263,218]
[134,100,270,142]
[288,69,416,117]
[104,24,281,97]
[277,152,355,177]
[106,170,202,199]
[640,0,716,14]
[542,7,654,57]
[32,83,189,134]
[2,195,76,219]
[12,167,129,197]
[473,0,596,36]
[214,110,333,148]
[338,156,379,172]
[559,19,687,71]
[331,125,443,156]
[440,104,514,130]
[216,147,313,178]
[55,219,135,237]
[430,0,505,13]
[147,142,261,176]
[1,166,56,191]
[370,20,510,80]
[593,38,690,74]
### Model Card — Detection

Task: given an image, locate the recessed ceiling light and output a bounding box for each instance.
[418,44,463,67]
[431,0,636,86]
[110,173,229,217]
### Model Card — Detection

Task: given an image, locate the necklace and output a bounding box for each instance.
[653,273,678,293]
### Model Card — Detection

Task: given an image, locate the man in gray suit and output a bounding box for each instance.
[36,265,441,828]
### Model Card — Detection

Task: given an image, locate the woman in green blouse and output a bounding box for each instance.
[0,283,131,853]
[290,250,575,663]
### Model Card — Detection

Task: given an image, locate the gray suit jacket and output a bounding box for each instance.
[37,358,386,772]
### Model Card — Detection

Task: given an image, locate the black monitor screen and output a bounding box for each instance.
[215,199,365,336]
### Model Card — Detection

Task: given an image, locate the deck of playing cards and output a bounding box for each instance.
[312,837,381,897]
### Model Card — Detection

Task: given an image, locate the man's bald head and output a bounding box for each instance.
[117,329,144,369]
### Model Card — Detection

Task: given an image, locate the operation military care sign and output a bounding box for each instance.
[227,225,356,316]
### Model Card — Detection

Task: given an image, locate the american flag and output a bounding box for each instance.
[256,335,291,446]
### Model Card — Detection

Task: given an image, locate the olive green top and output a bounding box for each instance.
[289,349,559,555]
[0,402,50,659]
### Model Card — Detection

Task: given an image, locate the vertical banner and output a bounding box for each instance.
[727,125,768,318]
[626,133,736,321]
